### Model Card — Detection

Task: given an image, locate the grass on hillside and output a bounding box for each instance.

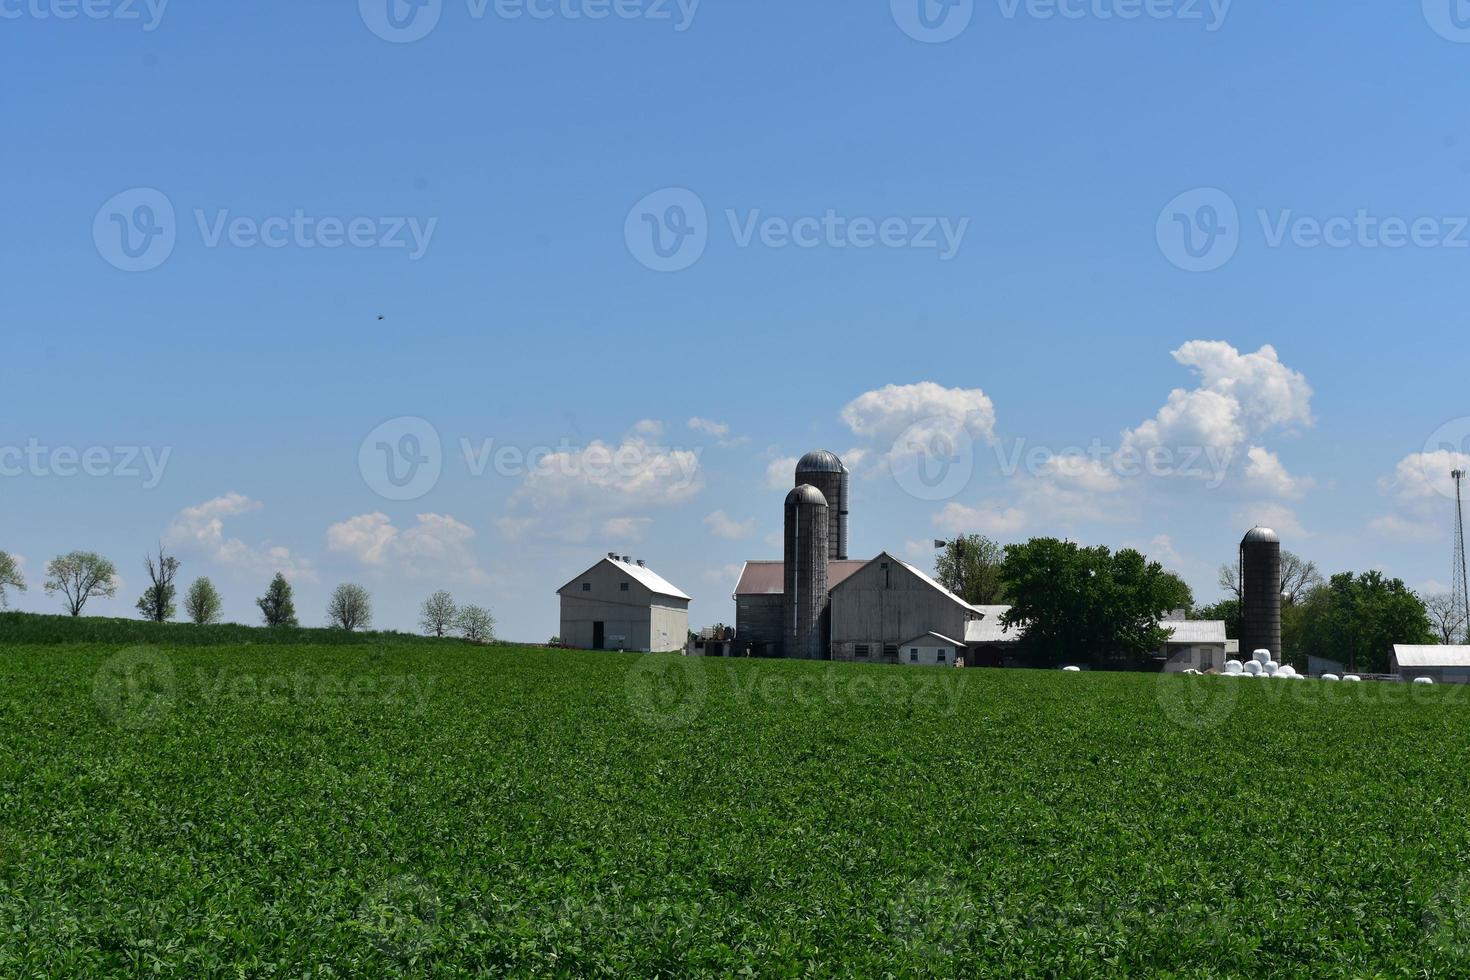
[0,611,484,647]
[3,631,1470,976]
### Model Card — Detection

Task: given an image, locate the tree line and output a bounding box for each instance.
[0,546,494,642]
[933,533,1445,673]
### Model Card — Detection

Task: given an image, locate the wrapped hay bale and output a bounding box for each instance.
[1414,676,1434,686]
[1321,674,1340,682]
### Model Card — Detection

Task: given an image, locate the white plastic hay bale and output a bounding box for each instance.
[1062,665,1081,672]
[1243,660,1263,676]
[1292,673,1307,680]
[1343,674,1362,683]
[1414,676,1434,686]
[1253,649,1271,665]
[1277,665,1296,678]
[1321,674,1340,682]
[1264,662,1279,676]
[1224,660,1244,675]
[1252,671,1269,679]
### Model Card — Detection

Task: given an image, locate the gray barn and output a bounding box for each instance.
[557,555,690,653]
[1392,645,1470,684]
[829,552,985,663]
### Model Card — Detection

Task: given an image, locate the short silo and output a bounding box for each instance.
[783,484,830,660]
[795,449,848,561]
[1240,526,1282,661]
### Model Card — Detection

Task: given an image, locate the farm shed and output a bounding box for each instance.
[828,553,985,664]
[1391,646,1470,685]
[557,555,690,653]
[1160,620,1229,673]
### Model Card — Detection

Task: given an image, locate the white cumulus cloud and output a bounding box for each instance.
[166,493,316,582]
[327,512,490,584]
[704,509,756,540]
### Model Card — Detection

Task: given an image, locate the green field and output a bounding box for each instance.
[4,625,1470,976]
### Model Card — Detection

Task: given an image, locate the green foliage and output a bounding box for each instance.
[256,573,298,628]
[135,546,181,623]
[1000,538,1176,666]
[933,534,1007,604]
[1296,572,1435,674]
[4,636,1470,974]
[0,549,25,608]
[1197,599,1241,642]
[326,583,373,632]
[183,578,223,626]
[43,551,118,617]
[1159,571,1194,614]
[0,611,464,647]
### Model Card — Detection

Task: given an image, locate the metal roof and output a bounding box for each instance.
[1164,620,1228,644]
[1394,645,1470,668]
[795,449,846,474]
[1242,526,1280,544]
[890,556,985,615]
[733,560,869,596]
[966,606,1021,644]
[786,484,829,507]
[900,631,965,648]
[558,557,690,601]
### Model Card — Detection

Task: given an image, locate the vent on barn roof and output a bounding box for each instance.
[607,552,618,560]
[636,559,645,567]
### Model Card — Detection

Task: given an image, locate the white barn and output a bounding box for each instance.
[557,555,690,653]
[1392,646,1470,684]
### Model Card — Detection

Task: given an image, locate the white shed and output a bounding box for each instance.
[897,631,964,667]
[557,555,690,653]
[1391,646,1470,685]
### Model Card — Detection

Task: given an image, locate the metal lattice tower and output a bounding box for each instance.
[1454,469,1470,644]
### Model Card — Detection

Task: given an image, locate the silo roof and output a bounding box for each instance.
[786,484,829,507]
[795,450,846,474]
[1242,526,1280,544]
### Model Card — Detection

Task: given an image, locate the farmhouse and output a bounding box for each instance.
[1392,645,1470,684]
[558,554,689,653]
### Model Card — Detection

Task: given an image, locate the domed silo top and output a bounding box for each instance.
[1242,526,1280,545]
[786,484,829,508]
[796,450,846,474]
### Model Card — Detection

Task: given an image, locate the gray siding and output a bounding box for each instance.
[735,594,784,655]
[558,560,689,653]
[830,557,975,663]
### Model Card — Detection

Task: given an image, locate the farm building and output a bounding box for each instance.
[722,448,1236,667]
[1158,619,1229,673]
[1391,646,1470,684]
[557,554,689,653]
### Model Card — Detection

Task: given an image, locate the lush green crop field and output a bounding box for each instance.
[4,633,1470,977]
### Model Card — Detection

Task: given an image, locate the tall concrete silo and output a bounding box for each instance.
[1240,526,1282,660]
[783,484,830,660]
[795,450,848,561]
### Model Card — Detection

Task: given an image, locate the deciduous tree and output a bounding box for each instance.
[0,550,25,609]
[44,551,118,617]
[256,573,298,627]
[457,605,495,643]
[419,590,458,637]
[184,577,223,626]
[933,534,1007,605]
[327,583,372,632]
[135,544,181,623]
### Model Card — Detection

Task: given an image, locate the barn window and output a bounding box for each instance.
[910,649,918,662]
[620,582,629,592]
[937,649,947,662]
[884,644,898,659]
[855,644,870,658]
[582,583,591,592]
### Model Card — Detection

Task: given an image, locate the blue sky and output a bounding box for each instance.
[4,0,1470,639]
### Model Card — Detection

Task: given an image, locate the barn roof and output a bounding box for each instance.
[1394,645,1470,668]
[558,557,690,601]
[732,560,869,596]
[900,631,965,648]
[1164,620,1228,644]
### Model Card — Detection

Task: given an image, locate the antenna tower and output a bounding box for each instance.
[1454,469,1470,643]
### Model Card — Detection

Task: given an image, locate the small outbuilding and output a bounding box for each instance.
[1392,645,1470,685]
[557,554,690,653]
